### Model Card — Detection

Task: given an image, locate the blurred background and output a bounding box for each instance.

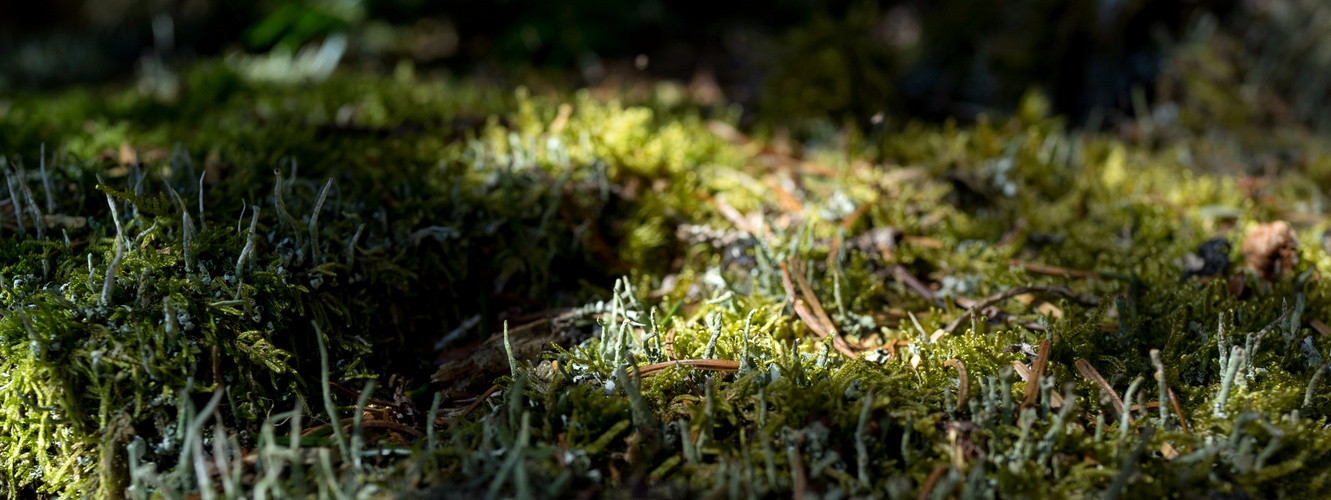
[3,0,1328,133]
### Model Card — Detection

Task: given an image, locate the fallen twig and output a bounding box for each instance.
[432,308,593,400]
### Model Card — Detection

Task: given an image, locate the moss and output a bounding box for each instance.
[4,65,1331,498]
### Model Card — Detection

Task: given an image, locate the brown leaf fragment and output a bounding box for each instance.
[1160,442,1179,460]
[1243,221,1299,281]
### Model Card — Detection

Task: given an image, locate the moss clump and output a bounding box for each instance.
[3,67,1331,499]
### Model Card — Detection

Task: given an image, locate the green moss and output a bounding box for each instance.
[4,65,1331,498]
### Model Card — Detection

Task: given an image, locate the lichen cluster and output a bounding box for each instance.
[2,66,1331,499]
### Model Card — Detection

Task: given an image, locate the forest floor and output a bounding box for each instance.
[3,63,1331,498]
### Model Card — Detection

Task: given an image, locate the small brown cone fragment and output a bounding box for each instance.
[1242,221,1300,281]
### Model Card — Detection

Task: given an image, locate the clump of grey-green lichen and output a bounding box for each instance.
[3,66,1331,499]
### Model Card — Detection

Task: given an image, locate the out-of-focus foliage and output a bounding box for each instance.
[0,0,1243,128]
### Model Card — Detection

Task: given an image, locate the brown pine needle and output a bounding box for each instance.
[344,420,426,439]
[713,196,763,237]
[788,258,838,337]
[919,464,949,500]
[328,381,395,407]
[637,359,741,377]
[792,431,808,500]
[828,206,873,266]
[1169,387,1190,434]
[460,384,501,418]
[903,236,944,249]
[894,265,944,309]
[779,260,860,359]
[1021,339,1052,409]
[300,418,425,440]
[1075,359,1127,421]
[1011,361,1065,408]
[301,418,355,438]
[840,204,872,231]
[1155,374,1191,434]
[780,260,799,306]
[943,285,1099,334]
[1010,259,1101,279]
